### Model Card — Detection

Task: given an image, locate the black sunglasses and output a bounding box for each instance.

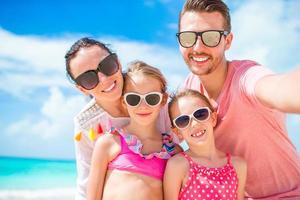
[173,107,211,130]
[124,92,163,107]
[176,30,229,48]
[74,53,119,90]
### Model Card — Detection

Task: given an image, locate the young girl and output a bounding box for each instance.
[164,89,247,200]
[87,61,181,200]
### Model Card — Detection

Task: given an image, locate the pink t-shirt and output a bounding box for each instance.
[184,60,300,199]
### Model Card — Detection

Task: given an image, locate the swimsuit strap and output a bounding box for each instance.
[180,152,195,167]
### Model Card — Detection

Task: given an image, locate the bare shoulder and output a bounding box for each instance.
[94,133,121,160]
[165,153,190,183]
[167,153,189,170]
[231,156,247,173]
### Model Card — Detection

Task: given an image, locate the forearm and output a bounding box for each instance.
[278,68,300,113]
[87,171,105,200]
[256,68,300,113]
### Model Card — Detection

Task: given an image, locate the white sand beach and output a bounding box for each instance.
[0,188,75,200]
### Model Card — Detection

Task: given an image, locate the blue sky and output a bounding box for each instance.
[0,0,299,160]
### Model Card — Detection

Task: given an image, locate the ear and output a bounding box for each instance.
[76,85,90,96]
[210,111,218,127]
[224,32,233,50]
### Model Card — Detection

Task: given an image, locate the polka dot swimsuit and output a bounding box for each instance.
[179,152,238,200]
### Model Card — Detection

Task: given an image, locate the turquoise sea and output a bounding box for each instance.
[0,156,76,190]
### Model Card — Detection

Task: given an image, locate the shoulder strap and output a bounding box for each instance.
[180,152,195,167]
[108,128,127,152]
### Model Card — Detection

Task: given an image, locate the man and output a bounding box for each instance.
[65,38,171,199]
[178,0,300,198]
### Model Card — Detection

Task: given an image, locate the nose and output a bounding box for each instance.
[98,71,109,82]
[193,35,206,51]
[190,117,198,126]
[138,98,148,108]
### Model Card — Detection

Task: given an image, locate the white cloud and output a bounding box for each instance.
[0,72,70,98]
[0,28,71,73]
[1,0,300,157]
[6,87,86,139]
[228,0,300,72]
[0,29,187,99]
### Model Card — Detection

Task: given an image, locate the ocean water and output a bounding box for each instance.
[0,157,76,190]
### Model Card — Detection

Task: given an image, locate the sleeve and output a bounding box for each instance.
[74,121,93,200]
[239,64,274,106]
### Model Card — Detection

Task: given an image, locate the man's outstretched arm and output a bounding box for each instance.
[255,68,300,113]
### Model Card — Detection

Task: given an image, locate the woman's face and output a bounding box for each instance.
[70,45,124,102]
[170,95,217,146]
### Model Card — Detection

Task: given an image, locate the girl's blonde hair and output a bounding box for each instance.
[124,60,167,93]
[168,89,215,123]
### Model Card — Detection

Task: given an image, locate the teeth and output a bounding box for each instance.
[191,130,206,137]
[103,82,115,92]
[192,56,208,62]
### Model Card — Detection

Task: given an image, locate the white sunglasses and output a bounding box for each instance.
[173,107,211,130]
[124,92,163,107]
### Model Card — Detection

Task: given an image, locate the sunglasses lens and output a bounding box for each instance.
[125,94,141,106]
[178,32,196,48]
[194,108,209,121]
[145,93,161,106]
[202,31,221,47]
[174,115,190,129]
[99,54,119,76]
[75,71,99,90]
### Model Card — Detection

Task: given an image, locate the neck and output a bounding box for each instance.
[95,98,128,117]
[200,59,228,100]
[125,120,160,140]
[187,136,218,160]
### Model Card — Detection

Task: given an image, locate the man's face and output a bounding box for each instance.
[70,45,124,102]
[179,11,232,77]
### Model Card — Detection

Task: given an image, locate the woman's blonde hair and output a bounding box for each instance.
[124,60,167,93]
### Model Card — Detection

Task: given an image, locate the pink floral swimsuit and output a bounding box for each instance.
[108,128,176,180]
[179,152,238,200]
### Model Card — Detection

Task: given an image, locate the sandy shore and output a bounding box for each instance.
[0,188,75,200]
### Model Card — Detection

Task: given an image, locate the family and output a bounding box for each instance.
[65,0,300,199]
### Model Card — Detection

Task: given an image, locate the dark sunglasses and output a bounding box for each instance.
[124,92,163,107]
[176,30,229,48]
[173,107,211,130]
[74,53,119,90]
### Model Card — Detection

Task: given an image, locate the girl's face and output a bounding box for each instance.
[70,45,124,102]
[170,95,217,146]
[123,73,167,126]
